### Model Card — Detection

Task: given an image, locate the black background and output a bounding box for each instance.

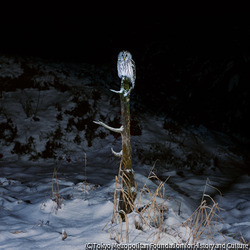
[1,13,250,142]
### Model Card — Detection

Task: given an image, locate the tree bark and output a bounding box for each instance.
[93,76,136,219]
[118,77,136,217]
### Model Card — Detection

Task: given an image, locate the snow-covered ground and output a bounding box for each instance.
[0,55,249,249]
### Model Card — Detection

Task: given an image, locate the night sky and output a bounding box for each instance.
[2,15,249,60]
[1,14,250,142]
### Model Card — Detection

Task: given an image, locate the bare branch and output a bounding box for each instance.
[93,120,123,133]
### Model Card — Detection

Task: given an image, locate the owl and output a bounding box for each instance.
[117,51,136,89]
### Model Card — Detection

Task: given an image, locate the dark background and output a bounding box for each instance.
[1,14,250,143]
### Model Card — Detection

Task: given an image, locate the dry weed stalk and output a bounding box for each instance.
[136,164,169,243]
[83,153,87,200]
[183,179,224,243]
[119,170,137,217]
[51,167,62,213]
[108,161,130,243]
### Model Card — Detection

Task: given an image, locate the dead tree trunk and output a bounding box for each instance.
[118,77,136,216]
[93,76,136,218]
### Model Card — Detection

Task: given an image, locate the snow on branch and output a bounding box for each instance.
[124,87,133,97]
[93,120,124,133]
[110,86,132,97]
[110,88,123,94]
[111,148,122,158]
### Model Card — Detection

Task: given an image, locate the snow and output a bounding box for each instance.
[111,148,122,157]
[110,88,123,94]
[0,56,24,78]
[93,121,124,133]
[0,55,250,249]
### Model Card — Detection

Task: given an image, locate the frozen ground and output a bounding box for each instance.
[0,55,249,249]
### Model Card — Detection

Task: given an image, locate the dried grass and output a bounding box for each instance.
[135,163,169,243]
[183,178,225,243]
[83,153,87,200]
[51,167,63,213]
[107,161,130,243]
[104,165,226,244]
[104,162,169,243]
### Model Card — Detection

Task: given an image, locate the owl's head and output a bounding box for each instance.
[118,51,132,61]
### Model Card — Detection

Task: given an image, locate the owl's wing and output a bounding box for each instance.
[117,59,122,79]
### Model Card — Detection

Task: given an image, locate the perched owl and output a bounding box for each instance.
[117,51,136,88]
